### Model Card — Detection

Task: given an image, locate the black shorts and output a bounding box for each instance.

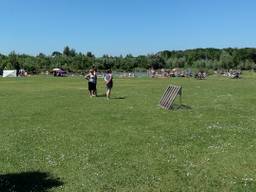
[88,82,96,91]
[106,83,113,89]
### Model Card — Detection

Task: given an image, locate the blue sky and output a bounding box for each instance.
[0,0,256,56]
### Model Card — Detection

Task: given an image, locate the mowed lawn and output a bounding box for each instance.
[1,73,256,192]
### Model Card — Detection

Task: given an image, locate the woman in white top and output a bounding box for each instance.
[85,69,96,97]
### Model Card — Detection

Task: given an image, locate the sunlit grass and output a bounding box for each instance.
[1,73,256,191]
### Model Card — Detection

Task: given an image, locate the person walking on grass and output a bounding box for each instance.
[104,69,113,99]
[85,69,96,97]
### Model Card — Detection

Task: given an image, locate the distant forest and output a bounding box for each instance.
[1,46,256,74]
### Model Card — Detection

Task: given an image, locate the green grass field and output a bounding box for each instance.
[1,73,256,192]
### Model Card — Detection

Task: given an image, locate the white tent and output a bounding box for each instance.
[52,68,61,71]
[3,70,17,77]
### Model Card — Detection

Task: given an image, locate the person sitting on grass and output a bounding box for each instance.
[104,69,113,99]
[85,69,97,97]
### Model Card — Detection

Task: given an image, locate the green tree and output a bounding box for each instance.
[148,55,165,69]
[86,52,95,58]
[63,46,76,57]
[52,51,62,57]
[9,51,20,74]
[219,50,234,69]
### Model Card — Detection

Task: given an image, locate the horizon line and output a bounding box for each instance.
[1,46,256,57]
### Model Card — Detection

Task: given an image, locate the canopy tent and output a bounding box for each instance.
[3,70,17,77]
[52,68,61,71]
[52,68,66,77]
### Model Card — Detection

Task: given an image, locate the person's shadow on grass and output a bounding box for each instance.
[0,171,63,192]
[96,94,126,100]
[111,96,126,99]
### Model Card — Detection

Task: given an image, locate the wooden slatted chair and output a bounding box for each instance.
[160,85,182,110]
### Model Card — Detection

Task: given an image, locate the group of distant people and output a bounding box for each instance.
[85,68,113,99]
[194,71,207,80]
[221,70,241,79]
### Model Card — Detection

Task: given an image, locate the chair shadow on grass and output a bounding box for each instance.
[0,171,63,192]
[171,104,192,110]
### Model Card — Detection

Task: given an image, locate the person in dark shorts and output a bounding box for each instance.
[104,69,113,99]
[93,68,97,96]
[85,69,96,97]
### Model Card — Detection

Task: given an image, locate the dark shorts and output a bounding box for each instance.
[106,83,113,90]
[88,82,96,91]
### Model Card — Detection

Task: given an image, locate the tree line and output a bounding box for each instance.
[0,46,256,74]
